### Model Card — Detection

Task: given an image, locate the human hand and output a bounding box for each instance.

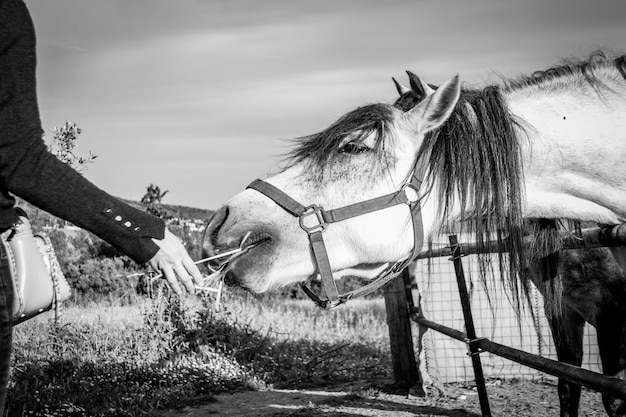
[148,229,203,294]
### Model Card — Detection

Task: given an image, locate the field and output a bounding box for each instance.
[6,290,392,416]
[6,288,608,416]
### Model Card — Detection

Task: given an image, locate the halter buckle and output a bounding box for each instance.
[299,205,327,234]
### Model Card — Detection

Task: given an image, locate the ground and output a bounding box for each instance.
[162,379,608,416]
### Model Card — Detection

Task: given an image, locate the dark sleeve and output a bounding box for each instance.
[0,0,165,264]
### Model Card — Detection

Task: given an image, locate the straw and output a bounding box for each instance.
[148,232,255,294]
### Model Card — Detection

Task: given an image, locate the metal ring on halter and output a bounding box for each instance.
[299,205,328,234]
[403,184,420,203]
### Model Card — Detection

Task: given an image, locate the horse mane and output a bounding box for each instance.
[504,49,626,93]
[414,86,531,307]
[283,104,395,175]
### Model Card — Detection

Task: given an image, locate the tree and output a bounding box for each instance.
[141,184,170,218]
[48,121,97,173]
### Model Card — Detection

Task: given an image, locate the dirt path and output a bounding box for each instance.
[159,379,607,416]
[171,387,476,417]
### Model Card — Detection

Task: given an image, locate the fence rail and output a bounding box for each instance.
[411,315,626,401]
[414,223,626,260]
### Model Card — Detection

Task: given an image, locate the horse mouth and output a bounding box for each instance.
[241,230,273,251]
[206,230,273,272]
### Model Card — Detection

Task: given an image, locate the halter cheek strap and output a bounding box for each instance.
[246,179,340,303]
[247,155,426,309]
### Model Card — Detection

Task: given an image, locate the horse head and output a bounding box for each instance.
[203,74,460,294]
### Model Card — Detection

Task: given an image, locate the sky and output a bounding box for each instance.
[25,0,626,210]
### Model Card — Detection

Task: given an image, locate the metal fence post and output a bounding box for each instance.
[448,234,492,417]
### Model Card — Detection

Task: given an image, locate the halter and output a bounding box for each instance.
[247,151,430,309]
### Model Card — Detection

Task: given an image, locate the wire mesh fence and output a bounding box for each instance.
[411,242,601,385]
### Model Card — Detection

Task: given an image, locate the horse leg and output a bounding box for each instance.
[547,303,586,417]
[596,312,626,416]
[534,249,586,417]
[609,247,626,274]
[527,252,585,417]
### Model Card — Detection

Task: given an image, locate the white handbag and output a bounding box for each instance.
[0,214,70,325]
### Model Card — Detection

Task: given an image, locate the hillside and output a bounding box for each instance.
[18,197,213,228]
[120,198,214,222]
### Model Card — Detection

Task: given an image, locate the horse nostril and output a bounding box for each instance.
[202,205,230,258]
[209,206,230,240]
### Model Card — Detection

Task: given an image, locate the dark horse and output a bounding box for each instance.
[205,51,626,416]
[532,242,626,417]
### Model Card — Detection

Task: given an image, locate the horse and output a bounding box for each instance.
[203,50,626,416]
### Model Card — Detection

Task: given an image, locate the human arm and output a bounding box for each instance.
[0,0,201,292]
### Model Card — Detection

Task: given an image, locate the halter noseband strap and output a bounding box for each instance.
[247,154,427,309]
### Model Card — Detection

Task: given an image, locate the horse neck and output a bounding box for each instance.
[504,78,626,224]
[419,182,462,243]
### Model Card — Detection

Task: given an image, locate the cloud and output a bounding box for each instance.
[25,0,626,209]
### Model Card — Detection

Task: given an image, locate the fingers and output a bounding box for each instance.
[174,258,195,293]
[149,228,205,295]
[158,260,183,295]
[182,256,203,285]
[150,251,196,295]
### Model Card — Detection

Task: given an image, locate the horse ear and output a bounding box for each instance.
[406,71,435,98]
[405,74,460,133]
[392,77,410,96]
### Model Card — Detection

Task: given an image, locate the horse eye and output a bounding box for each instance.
[339,142,370,155]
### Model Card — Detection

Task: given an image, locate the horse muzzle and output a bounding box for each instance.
[202,204,277,291]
